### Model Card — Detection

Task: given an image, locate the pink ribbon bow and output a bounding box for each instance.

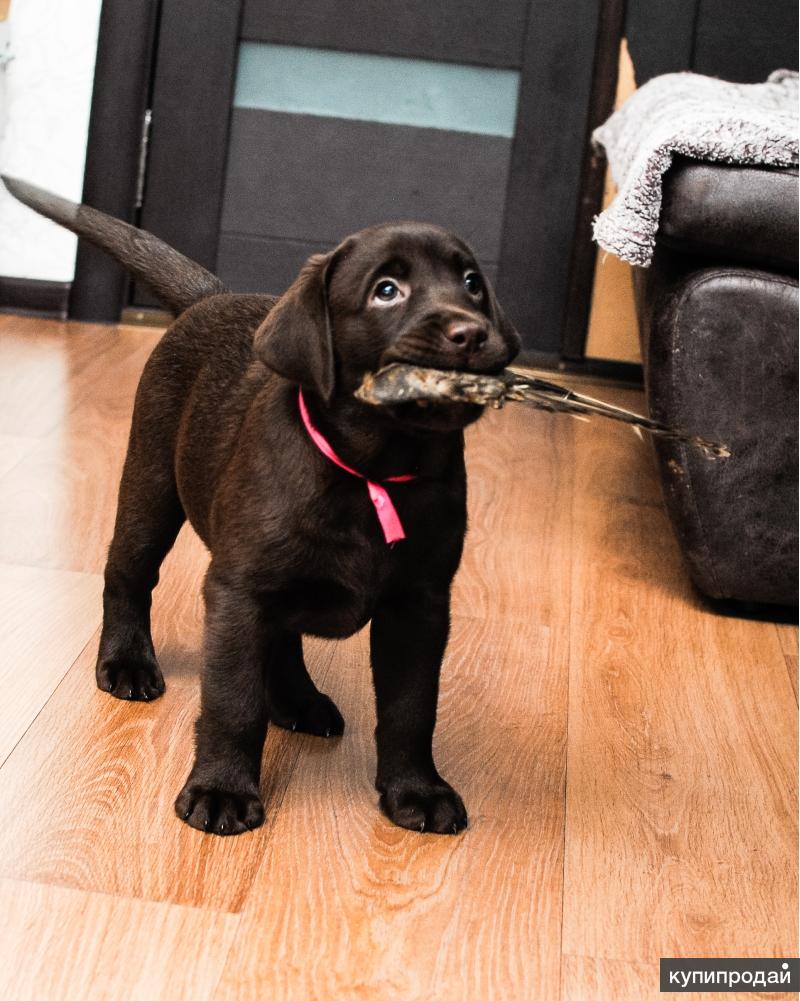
[298,389,415,544]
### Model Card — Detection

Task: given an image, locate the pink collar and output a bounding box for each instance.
[298,388,415,544]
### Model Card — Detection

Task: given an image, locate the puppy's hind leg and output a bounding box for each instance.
[266,632,344,737]
[96,441,185,701]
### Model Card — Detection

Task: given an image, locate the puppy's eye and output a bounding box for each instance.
[370,277,410,307]
[464,272,483,296]
[375,280,399,301]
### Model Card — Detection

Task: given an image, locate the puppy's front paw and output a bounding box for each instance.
[269,691,345,737]
[379,776,468,834]
[96,654,165,701]
[175,781,264,836]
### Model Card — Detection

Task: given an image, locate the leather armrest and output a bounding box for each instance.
[659,160,798,273]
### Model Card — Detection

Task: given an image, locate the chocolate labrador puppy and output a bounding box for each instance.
[4,176,520,836]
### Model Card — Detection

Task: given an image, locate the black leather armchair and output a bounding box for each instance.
[634,159,798,607]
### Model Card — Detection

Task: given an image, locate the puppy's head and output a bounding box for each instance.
[253,223,521,430]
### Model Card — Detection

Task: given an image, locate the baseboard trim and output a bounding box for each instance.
[119,305,173,327]
[0,276,72,319]
[517,348,644,387]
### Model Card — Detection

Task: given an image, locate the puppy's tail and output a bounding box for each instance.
[2,175,227,315]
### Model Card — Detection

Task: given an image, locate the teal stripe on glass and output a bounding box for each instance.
[234,43,519,138]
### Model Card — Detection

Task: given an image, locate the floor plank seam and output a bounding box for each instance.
[230,642,340,914]
[199,642,344,997]
[784,655,799,707]
[0,449,30,483]
[0,873,246,921]
[0,556,106,577]
[558,422,577,1001]
[0,624,101,771]
[776,624,799,706]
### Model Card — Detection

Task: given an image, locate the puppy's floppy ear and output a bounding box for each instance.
[485,277,522,361]
[254,252,336,402]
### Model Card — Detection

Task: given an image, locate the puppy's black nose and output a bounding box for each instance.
[443,319,488,354]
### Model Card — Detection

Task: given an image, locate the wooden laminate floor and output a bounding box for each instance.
[0,314,796,1001]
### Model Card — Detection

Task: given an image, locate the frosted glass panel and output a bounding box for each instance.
[234,43,519,138]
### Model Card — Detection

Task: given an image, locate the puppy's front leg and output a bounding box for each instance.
[370,588,467,834]
[176,567,269,836]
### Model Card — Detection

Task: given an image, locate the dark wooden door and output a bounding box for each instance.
[129,0,608,358]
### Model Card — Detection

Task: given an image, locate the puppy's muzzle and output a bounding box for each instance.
[385,310,508,374]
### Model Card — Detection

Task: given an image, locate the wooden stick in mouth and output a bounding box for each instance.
[355,363,731,460]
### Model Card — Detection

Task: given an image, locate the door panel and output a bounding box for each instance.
[218,108,511,293]
[216,234,500,301]
[240,0,529,69]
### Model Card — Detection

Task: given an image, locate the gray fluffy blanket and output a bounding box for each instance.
[592,70,798,267]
